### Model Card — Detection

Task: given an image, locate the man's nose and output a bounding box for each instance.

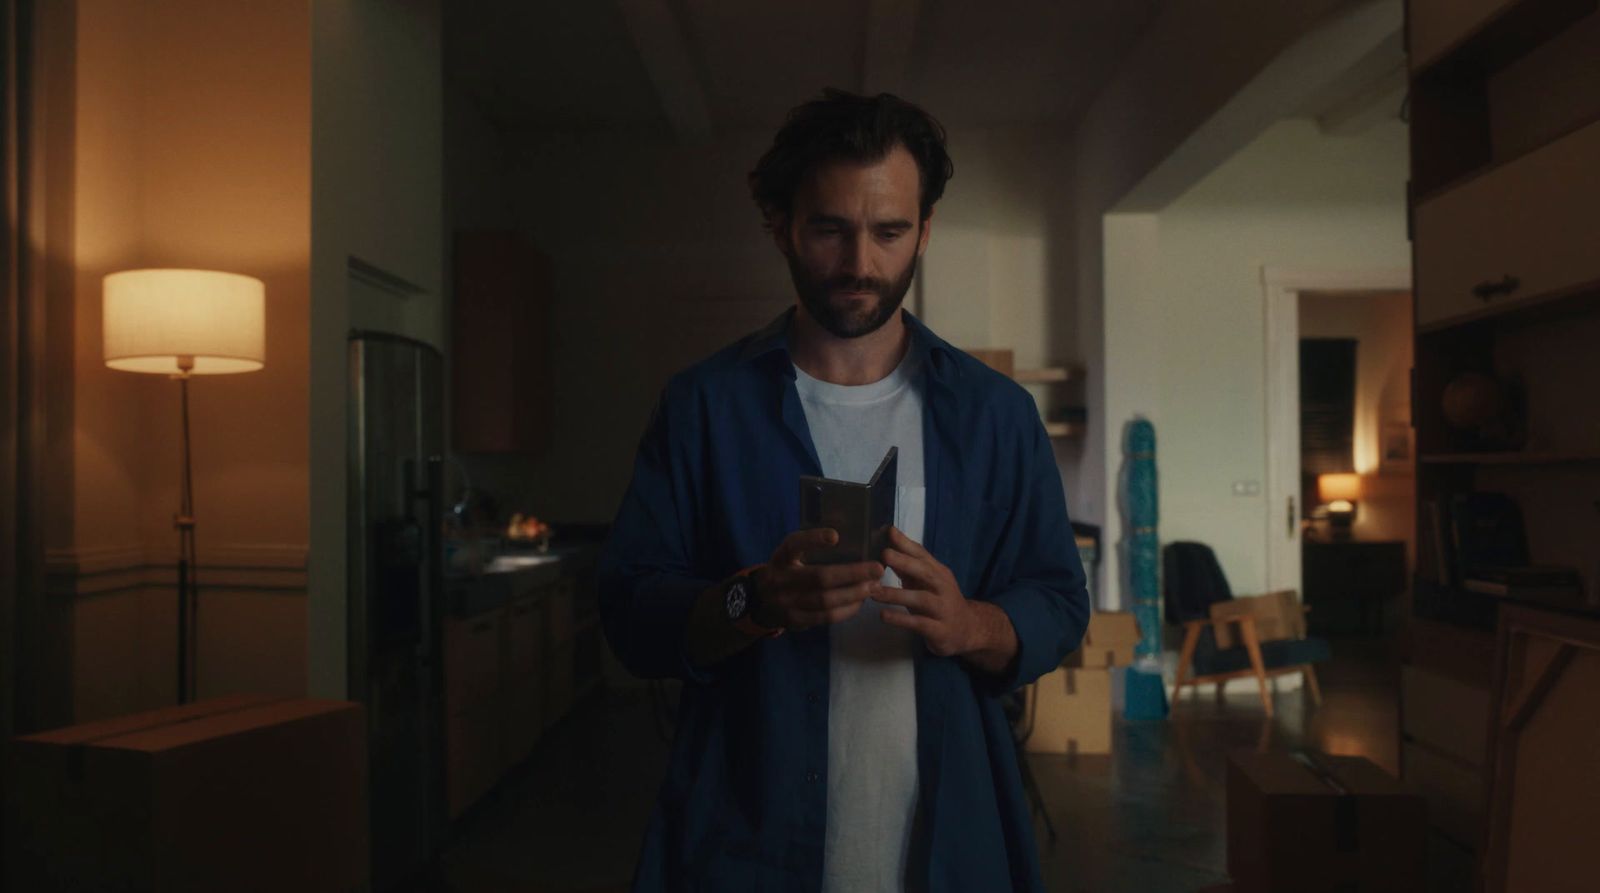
[841,231,874,280]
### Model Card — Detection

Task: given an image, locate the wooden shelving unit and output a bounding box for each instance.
[1419,452,1600,465]
[1043,422,1086,439]
[1013,364,1084,384]
[963,350,1088,440]
[1403,1,1600,887]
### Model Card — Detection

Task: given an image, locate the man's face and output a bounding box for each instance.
[780,144,933,339]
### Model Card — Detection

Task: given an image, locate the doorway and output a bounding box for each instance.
[1262,268,1413,601]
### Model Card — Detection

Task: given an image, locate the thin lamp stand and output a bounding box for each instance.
[173,355,197,703]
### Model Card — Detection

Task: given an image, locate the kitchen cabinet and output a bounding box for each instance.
[451,229,552,455]
[442,550,601,818]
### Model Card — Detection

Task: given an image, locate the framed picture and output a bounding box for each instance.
[1379,421,1413,474]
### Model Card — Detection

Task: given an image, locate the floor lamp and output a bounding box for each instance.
[103,269,265,704]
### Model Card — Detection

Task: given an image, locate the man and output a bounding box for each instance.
[599,89,1089,892]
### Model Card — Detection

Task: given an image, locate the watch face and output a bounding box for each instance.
[725,582,748,621]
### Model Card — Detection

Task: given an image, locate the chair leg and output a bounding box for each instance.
[1303,664,1323,707]
[1172,622,1201,705]
[1238,617,1274,718]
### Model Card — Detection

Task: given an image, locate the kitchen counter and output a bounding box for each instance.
[445,542,599,618]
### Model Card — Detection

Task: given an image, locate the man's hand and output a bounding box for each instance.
[685,528,882,668]
[874,526,1019,676]
[753,528,883,631]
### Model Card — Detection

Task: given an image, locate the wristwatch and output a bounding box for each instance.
[725,567,783,639]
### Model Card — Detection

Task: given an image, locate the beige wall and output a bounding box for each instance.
[1300,289,1415,552]
[1078,0,1398,608]
[308,0,444,699]
[1101,118,1409,604]
[65,0,312,721]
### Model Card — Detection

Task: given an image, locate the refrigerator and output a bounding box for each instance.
[347,330,447,890]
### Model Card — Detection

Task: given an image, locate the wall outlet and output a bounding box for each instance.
[1231,480,1261,496]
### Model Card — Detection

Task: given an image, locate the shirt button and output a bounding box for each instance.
[806,692,819,705]
[806,770,820,783]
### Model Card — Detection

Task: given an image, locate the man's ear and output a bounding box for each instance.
[916,208,936,257]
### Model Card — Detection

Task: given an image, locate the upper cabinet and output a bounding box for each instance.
[451,230,552,455]
[1408,0,1600,330]
[1414,118,1600,330]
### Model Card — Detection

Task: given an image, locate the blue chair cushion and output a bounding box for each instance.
[1191,634,1331,677]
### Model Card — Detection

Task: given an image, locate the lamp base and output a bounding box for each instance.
[1328,511,1355,542]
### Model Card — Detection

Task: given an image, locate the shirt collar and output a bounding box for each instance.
[737,305,961,387]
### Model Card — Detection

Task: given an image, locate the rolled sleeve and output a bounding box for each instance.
[981,411,1091,694]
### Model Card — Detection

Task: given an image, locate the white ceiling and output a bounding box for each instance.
[446,0,1167,137]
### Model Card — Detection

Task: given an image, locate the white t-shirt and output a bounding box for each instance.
[793,348,926,893]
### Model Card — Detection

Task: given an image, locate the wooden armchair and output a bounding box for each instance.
[1164,542,1330,718]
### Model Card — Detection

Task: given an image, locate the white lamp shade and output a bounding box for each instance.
[103,269,265,374]
[1318,472,1362,504]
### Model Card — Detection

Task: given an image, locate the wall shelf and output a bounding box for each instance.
[1014,365,1084,384]
[1044,422,1086,439]
[1419,451,1600,465]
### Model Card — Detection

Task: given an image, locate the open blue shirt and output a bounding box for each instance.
[599,308,1090,892]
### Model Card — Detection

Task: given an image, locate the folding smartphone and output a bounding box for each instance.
[798,446,897,566]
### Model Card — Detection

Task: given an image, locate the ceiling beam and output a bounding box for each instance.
[863,0,920,96]
[616,0,713,143]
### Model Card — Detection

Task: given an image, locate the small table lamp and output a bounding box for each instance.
[103,269,265,703]
[1318,472,1362,541]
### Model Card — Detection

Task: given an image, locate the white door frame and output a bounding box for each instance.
[1261,266,1411,594]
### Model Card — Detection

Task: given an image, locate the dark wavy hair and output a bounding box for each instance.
[749,88,954,234]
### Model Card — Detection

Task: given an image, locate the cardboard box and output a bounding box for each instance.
[1064,611,1142,668]
[1227,750,1426,893]
[1211,590,1304,649]
[1025,667,1111,756]
[7,695,368,892]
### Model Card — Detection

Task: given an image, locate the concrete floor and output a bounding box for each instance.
[437,638,1410,893]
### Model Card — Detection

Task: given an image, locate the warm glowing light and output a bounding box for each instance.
[1318,473,1362,505]
[103,269,265,375]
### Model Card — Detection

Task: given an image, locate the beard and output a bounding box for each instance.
[787,249,918,340]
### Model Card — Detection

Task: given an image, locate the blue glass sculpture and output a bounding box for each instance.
[1123,417,1168,719]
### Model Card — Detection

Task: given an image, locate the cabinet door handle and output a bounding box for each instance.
[1472,274,1520,302]
[1288,496,1297,537]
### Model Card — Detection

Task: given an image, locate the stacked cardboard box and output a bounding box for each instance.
[6,694,367,892]
[1227,750,1425,893]
[1028,612,1142,755]
[1063,611,1141,668]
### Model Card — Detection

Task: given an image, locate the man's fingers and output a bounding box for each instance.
[793,579,878,612]
[871,586,934,615]
[886,525,931,559]
[882,548,940,588]
[775,560,882,592]
[772,527,838,566]
[789,600,864,630]
[811,560,885,589]
[878,608,935,637]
